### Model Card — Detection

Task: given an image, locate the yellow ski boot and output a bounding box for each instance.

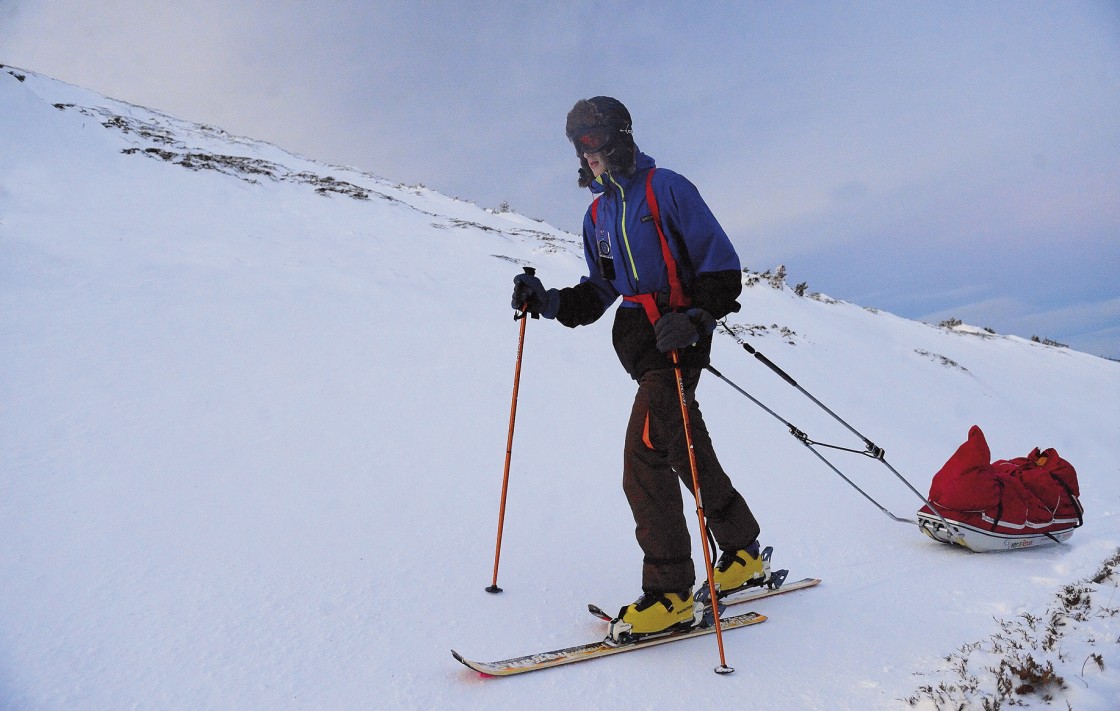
[712,543,770,594]
[608,589,699,643]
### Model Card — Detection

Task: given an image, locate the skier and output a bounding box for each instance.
[511,96,770,638]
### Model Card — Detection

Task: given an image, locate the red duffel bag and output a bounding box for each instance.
[918,425,1083,551]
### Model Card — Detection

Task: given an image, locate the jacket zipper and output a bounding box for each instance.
[607,172,641,289]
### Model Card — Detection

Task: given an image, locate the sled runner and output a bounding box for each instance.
[917,508,1077,552]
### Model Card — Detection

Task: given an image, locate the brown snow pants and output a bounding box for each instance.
[623,367,760,593]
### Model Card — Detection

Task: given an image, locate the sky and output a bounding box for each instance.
[2,1,1118,357]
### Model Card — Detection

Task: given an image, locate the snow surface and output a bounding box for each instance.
[3,66,1119,710]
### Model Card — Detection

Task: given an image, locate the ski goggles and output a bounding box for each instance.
[568,125,616,154]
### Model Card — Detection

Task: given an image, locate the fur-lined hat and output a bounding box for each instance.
[565,96,637,187]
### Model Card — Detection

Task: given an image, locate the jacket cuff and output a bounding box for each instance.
[541,288,561,319]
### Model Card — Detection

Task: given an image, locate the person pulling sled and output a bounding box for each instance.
[511,96,775,640]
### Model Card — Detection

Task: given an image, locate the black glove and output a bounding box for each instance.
[512,272,559,318]
[654,308,716,352]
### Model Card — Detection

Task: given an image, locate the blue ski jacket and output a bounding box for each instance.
[553,151,742,378]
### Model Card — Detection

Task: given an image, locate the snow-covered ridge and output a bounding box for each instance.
[4,63,581,261]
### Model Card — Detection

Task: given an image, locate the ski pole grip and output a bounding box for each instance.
[515,267,539,320]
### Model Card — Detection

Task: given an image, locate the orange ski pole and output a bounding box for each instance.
[487,267,537,593]
[671,350,734,674]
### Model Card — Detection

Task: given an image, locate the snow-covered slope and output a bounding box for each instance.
[3,66,1119,710]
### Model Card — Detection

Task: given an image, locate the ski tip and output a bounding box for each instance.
[452,649,493,677]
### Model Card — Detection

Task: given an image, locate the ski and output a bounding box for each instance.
[451,610,765,677]
[588,576,820,622]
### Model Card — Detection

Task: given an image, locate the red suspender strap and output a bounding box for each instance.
[644,169,690,312]
[621,169,691,323]
[625,293,662,324]
[598,169,690,325]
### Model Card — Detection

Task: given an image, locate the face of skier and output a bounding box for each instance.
[569,123,613,179]
[583,151,607,178]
